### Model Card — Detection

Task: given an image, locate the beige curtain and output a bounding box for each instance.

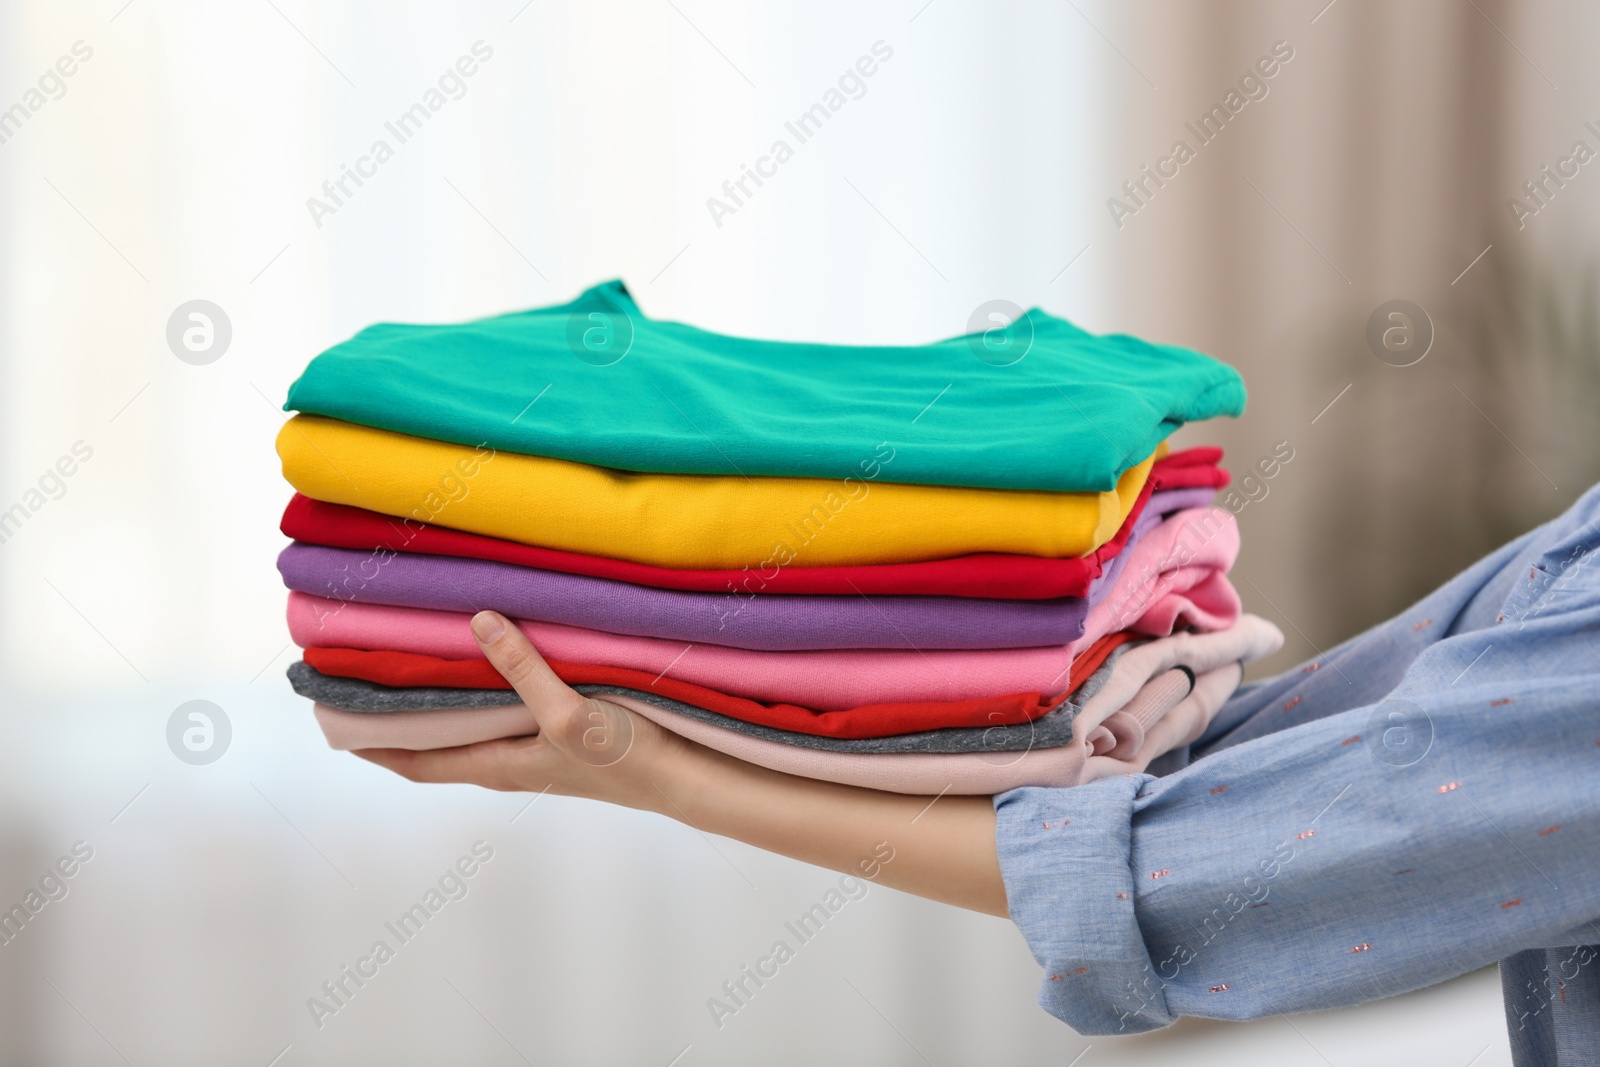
[1096,0,1600,667]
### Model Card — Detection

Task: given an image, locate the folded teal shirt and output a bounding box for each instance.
[284,280,1246,492]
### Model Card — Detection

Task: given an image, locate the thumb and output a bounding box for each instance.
[470,610,585,729]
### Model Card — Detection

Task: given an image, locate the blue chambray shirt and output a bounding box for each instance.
[995,481,1600,1066]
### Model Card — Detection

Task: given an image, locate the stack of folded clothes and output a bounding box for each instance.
[277,280,1282,794]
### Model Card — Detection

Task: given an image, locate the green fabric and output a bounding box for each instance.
[284,280,1245,492]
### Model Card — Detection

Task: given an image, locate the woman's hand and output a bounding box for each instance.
[354,609,1010,916]
[354,610,691,813]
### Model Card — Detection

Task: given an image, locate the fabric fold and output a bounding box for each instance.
[277,542,1094,651]
[300,646,1069,738]
[276,449,1228,600]
[276,415,1158,567]
[289,631,1134,717]
[314,701,536,752]
[310,663,1244,795]
[284,278,1246,493]
[287,507,1241,709]
[289,635,1136,752]
[291,616,1280,754]
[275,487,1219,652]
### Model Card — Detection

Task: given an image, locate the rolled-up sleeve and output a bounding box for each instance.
[996,513,1600,1035]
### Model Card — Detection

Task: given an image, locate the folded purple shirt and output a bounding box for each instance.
[276,486,1216,652]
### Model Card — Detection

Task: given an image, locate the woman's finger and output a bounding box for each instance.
[470,610,586,731]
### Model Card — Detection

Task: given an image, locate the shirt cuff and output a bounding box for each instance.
[994,776,1176,1035]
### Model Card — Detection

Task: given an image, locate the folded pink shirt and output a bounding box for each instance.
[288,507,1241,710]
[314,702,537,752]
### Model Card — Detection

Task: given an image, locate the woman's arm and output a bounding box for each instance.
[355,610,1009,916]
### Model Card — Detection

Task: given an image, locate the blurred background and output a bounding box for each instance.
[2,0,1596,1063]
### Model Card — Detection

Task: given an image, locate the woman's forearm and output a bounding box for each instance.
[644,737,1009,917]
[360,614,1010,916]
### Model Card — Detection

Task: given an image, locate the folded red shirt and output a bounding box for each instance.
[300,632,1136,740]
[280,449,1228,601]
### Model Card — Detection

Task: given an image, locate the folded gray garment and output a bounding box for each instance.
[285,644,1144,755]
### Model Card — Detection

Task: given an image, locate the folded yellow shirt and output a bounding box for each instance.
[277,415,1160,568]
